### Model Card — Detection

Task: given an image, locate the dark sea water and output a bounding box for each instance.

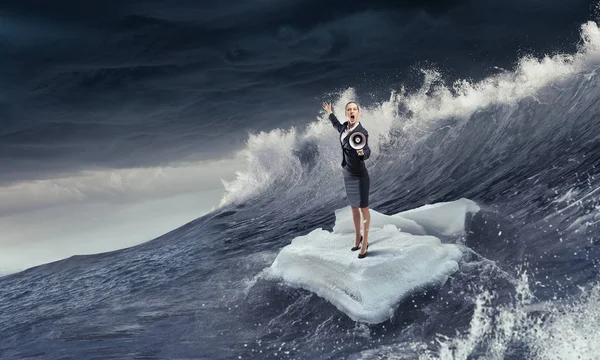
[2,1,600,359]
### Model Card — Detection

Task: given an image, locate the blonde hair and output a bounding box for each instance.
[345,101,360,111]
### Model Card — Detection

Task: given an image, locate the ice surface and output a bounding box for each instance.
[263,198,480,323]
[397,198,480,236]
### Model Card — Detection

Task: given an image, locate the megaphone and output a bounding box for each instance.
[349,132,366,150]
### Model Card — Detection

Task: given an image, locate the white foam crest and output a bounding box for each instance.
[397,21,600,128]
[219,127,305,206]
[530,284,600,359]
[218,21,600,207]
[415,272,600,360]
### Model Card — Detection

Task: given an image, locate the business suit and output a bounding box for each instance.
[329,113,371,208]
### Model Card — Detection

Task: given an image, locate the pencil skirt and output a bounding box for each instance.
[342,168,370,208]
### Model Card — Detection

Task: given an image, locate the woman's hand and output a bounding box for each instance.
[322,102,333,115]
[357,149,364,156]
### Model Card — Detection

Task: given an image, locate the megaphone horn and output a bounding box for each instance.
[349,132,366,150]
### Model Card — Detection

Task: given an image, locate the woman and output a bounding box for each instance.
[322,101,371,258]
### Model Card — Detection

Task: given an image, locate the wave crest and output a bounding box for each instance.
[218,21,600,209]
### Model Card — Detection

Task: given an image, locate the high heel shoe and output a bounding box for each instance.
[358,244,369,259]
[351,235,363,251]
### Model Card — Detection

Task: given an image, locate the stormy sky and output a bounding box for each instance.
[1,0,595,184]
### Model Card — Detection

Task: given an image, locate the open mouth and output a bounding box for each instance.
[351,115,355,120]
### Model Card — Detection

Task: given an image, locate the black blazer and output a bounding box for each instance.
[329,113,371,175]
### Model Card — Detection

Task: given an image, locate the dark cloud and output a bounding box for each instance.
[131,0,465,25]
[0,0,126,23]
[0,0,596,185]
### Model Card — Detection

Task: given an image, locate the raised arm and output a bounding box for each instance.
[329,113,345,133]
[322,102,344,133]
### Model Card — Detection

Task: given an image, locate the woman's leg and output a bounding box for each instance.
[359,207,370,253]
[358,173,370,254]
[351,206,362,247]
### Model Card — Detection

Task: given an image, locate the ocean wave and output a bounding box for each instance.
[218,21,600,210]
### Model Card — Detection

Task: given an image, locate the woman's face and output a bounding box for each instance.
[346,103,359,126]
